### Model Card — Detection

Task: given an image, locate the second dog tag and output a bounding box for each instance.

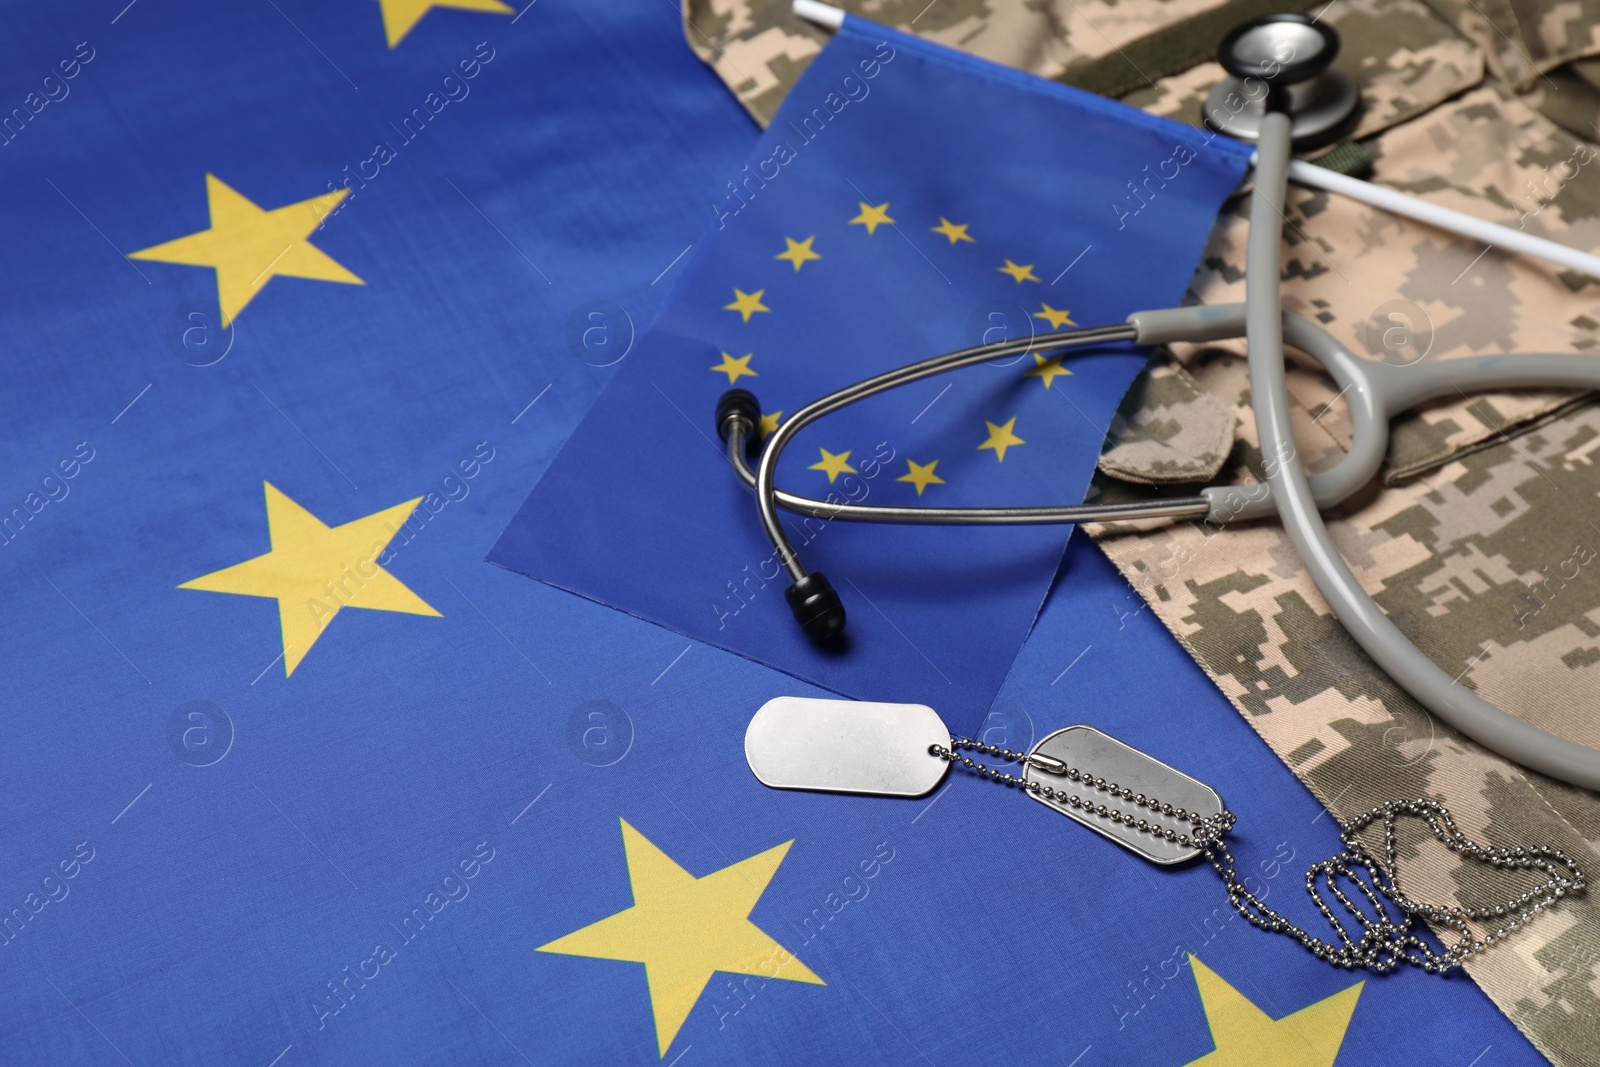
[1023,726,1224,864]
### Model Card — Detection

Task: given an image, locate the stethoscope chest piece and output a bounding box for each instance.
[1204,13,1359,150]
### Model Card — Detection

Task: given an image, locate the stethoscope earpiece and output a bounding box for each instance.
[1204,13,1359,150]
[716,388,763,458]
[785,572,846,643]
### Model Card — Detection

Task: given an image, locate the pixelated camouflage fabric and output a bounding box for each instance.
[1117,0,1485,139]
[1106,66,1600,1067]
[684,0,1599,492]
[1099,351,1238,484]
[684,0,1485,136]
[1087,79,1600,1049]
[685,0,1232,124]
[1421,0,1600,91]
[1127,83,1600,488]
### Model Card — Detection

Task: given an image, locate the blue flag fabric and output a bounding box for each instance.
[0,0,755,1062]
[0,2,1552,1065]
[489,18,1254,722]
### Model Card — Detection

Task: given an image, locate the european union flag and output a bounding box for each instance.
[0,1,1554,1065]
[490,18,1254,720]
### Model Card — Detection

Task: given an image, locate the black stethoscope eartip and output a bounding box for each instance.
[716,387,764,456]
[786,572,846,643]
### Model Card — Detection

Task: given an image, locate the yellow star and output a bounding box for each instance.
[130,174,363,327]
[931,217,974,244]
[538,820,823,1057]
[849,201,895,234]
[1026,353,1074,389]
[723,288,770,323]
[179,483,439,676]
[998,259,1041,283]
[710,352,757,384]
[896,459,946,495]
[978,417,1025,461]
[1183,956,1361,1066]
[775,236,821,271]
[759,410,783,438]
[809,448,857,483]
[1033,303,1076,329]
[377,0,513,48]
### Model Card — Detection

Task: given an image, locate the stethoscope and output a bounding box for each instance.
[716,12,1600,792]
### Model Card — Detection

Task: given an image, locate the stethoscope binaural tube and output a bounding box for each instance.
[723,322,1146,641]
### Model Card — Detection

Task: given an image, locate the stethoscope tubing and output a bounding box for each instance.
[1245,112,1600,791]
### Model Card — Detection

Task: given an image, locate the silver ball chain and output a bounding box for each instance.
[930,736,1586,974]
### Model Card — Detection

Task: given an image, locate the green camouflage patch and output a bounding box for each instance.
[1526,55,1600,141]
[1098,352,1237,484]
[1421,0,1600,90]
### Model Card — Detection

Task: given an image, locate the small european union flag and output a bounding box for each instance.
[491,18,1253,722]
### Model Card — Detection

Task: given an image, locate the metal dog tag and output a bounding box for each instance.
[1024,726,1224,864]
[745,697,951,797]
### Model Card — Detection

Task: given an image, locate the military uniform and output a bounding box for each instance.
[681,2,1600,1062]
